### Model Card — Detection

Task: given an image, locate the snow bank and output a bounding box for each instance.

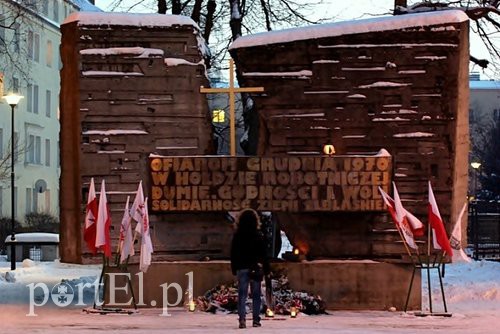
[0,261,100,304]
[422,261,500,313]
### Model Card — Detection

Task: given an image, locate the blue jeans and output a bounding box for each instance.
[237,269,262,322]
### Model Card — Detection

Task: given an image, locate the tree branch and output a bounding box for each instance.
[191,0,204,23]
[203,0,217,43]
[470,55,490,68]
[259,0,272,31]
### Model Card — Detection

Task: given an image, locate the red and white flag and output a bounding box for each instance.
[130,181,145,224]
[95,179,112,258]
[119,196,135,264]
[379,185,418,250]
[378,186,425,237]
[428,181,453,256]
[84,178,98,254]
[134,197,154,273]
[392,183,418,250]
[406,210,425,237]
[450,202,471,262]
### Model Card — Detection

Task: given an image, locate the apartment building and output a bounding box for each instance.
[0,0,99,222]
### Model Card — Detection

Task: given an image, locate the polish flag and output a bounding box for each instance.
[119,196,135,264]
[449,202,471,262]
[134,197,154,273]
[392,183,418,250]
[379,185,418,250]
[428,181,453,256]
[84,178,98,254]
[130,181,144,224]
[95,180,112,258]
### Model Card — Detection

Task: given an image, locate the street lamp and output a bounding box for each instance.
[2,93,23,270]
[471,162,481,200]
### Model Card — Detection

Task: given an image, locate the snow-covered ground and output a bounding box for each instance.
[0,256,499,333]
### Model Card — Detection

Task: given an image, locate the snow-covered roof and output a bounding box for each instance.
[470,80,500,90]
[63,12,199,29]
[5,233,59,243]
[70,0,102,12]
[229,10,468,50]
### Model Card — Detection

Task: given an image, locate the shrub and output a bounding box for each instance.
[22,212,59,233]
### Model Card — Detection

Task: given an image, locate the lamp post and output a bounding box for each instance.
[471,162,481,200]
[2,93,23,270]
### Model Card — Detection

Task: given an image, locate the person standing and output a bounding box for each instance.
[231,208,270,329]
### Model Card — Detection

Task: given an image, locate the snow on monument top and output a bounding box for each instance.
[63,12,200,30]
[230,10,468,50]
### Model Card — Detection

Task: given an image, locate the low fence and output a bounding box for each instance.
[468,201,500,260]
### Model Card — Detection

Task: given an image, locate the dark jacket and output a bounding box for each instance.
[230,230,270,276]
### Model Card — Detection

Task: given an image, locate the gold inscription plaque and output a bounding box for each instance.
[149,156,391,212]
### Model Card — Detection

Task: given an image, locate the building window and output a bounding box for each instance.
[26,188,32,214]
[26,134,42,165]
[44,189,51,213]
[27,84,39,114]
[212,109,225,123]
[27,84,33,112]
[36,136,41,164]
[33,84,39,114]
[27,30,40,62]
[34,33,40,62]
[12,77,19,93]
[27,134,35,163]
[45,139,50,166]
[53,0,59,22]
[27,31,34,59]
[0,186,3,215]
[33,187,38,213]
[46,40,53,67]
[25,188,38,214]
[46,90,51,117]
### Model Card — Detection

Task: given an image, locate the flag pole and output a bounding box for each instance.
[426,219,433,313]
[436,251,448,313]
[114,242,122,267]
[395,226,415,259]
[94,253,107,309]
[397,226,420,313]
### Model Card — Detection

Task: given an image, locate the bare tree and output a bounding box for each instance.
[0,1,35,85]
[394,1,500,73]
[108,0,328,68]
[0,136,27,187]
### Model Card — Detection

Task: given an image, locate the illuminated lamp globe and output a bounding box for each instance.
[2,93,23,106]
[323,144,335,155]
